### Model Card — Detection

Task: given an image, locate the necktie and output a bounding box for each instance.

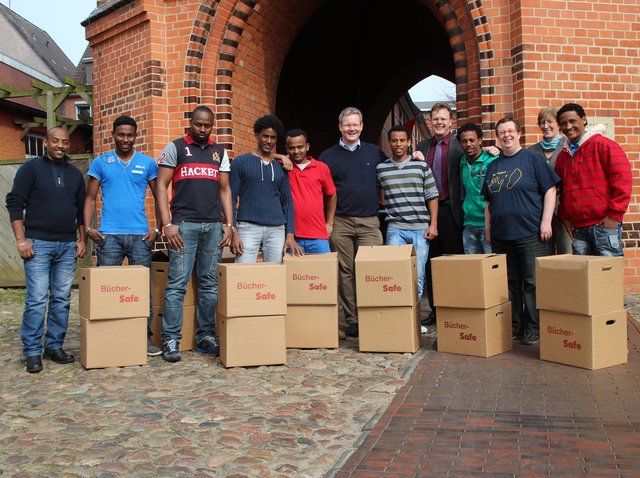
[433,140,443,195]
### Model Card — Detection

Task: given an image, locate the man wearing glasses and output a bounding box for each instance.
[482,116,559,346]
[318,107,386,337]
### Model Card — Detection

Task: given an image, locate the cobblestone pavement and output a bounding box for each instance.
[0,290,433,477]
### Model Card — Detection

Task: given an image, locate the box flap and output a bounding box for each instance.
[355,245,415,261]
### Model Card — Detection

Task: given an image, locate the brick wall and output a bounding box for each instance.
[85,0,640,292]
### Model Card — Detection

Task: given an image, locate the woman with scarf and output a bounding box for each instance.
[528,106,571,254]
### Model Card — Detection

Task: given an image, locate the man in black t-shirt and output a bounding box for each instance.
[156,106,234,362]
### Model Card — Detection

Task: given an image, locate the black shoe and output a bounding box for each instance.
[421,311,436,327]
[521,333,540,345]
[43,348,75,364]
[346,323,359,337]
[25,355,43,373]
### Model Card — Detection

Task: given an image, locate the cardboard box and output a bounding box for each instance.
[219,315,286,367]
[80,316,147,369]
[218,263,287,317]
[150,261,197,307]
[431,254,508,309]
[540,309,628,370]
[150,305,196,351]
[285,305,339,349]
[358,304,421,353]
[355,245,417,307]
[283,253,338,305]
[536,255,624,315]
[436,303,513,357]
[79,266,150,320]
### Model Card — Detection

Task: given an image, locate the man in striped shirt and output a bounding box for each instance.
[377,125,439,304]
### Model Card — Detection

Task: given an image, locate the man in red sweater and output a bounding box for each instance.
[555,103,632,256]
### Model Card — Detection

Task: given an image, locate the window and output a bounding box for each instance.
[24,134,45,158]
[76,102,92,120]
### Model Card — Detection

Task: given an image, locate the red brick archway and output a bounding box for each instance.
[84,0,640,291]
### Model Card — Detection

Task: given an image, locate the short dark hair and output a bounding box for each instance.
[557,103,586,121]
[254,115,284,138]
[495,115,521,134]
[387,124,411,141]
[285,128,308,142]
[191,105,214,120]
[113,115,137,132]
[456,122,483,141]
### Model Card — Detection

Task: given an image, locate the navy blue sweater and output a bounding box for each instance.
[6,155,86,241]
[230,153,295,233]
[318,142,386,217]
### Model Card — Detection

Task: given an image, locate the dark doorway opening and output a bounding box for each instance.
[276,0,454,155]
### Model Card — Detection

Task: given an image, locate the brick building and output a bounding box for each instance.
[83,0,640,292]
[0,4,92,160]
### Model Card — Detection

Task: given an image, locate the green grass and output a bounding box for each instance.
[0,288,26,305]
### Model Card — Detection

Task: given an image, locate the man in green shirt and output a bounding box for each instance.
[458,123,497,253]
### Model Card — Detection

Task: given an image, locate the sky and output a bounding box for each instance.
[0,0,97,65]
[0,0,452,102]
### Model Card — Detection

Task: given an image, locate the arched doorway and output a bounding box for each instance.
[275,0,455,154]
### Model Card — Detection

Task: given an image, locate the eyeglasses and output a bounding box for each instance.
[539,119,557,126]
[498,129,519,136]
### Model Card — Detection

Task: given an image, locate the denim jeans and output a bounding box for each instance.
[491,234,553,337]
[21,239,77,357]
[463,225,492,254]
[235,222,286,263]
[572,223,623,257]
[162,221,223,343]
[96,234,153,335]
[295,238,331,254]
[386,227,429,300]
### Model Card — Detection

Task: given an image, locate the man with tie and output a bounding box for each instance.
[415,103,464,328]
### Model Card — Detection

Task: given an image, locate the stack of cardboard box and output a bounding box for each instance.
[283,253,339,349]
[355,245,421,353]
[79,265,149,369]
[537,255,627,369]
[432,254,512,357]
[217,263,287,367]
[149,252,198,351]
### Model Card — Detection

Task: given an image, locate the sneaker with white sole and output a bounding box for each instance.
[196,335,220,357]
[163,339,181,362]
[147,339,162,356]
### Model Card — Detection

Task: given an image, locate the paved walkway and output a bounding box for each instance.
[1,293,639,477]
[331,296,640,478]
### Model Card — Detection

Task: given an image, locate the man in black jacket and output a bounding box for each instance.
[416,103,464,326]
[6,127,87,373]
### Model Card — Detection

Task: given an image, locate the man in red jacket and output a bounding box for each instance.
[555,103,632,256]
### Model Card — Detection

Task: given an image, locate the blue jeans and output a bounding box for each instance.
[22,239,76,357]
[235,222,285,263]
[162,222,223,343]
[295,238,331,254]
[463,225,492,254]
[385,227,429,300]
[96,234,153,335]
[491,234,553,337]
[572,223,623,257]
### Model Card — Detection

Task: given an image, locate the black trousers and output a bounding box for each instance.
[425,201,463,310]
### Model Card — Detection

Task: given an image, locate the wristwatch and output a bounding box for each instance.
[154,227,161,234]
[223,223,235,230]
[84,226,92,234]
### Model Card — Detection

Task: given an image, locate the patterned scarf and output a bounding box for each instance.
[540,134,563,152]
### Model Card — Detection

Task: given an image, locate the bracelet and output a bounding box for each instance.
[164,223,173,228]
[222,223,233,228]
[85,226,92,234]
[16,241,28,247]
